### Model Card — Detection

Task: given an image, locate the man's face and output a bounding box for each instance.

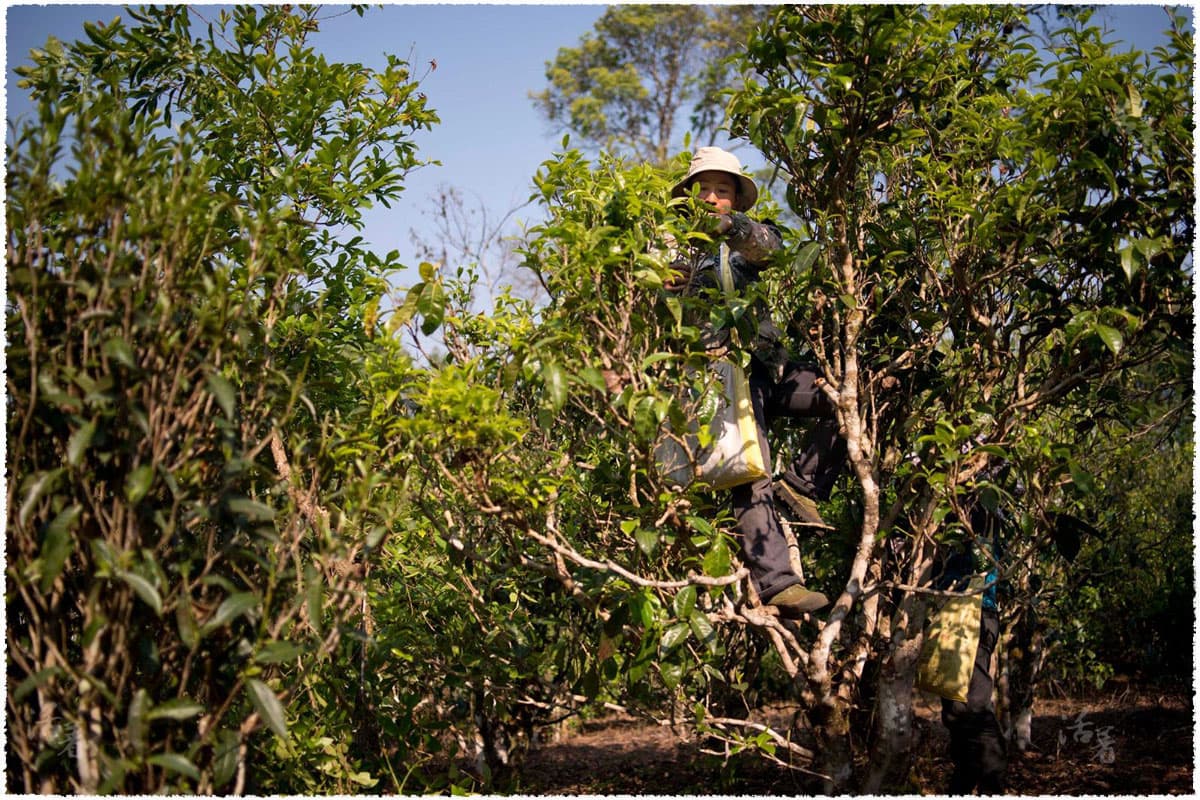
[692,171,738,213]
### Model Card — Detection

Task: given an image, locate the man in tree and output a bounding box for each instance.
[667,146,846,617]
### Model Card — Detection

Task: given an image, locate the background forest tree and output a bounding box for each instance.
[532,5,771,165]
[7,3,1193,795]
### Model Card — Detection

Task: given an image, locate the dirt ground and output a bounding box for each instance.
[515,683,1194,795]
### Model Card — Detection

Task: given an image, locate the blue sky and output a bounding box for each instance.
[5,3,608,285]
[4,3,1191,291]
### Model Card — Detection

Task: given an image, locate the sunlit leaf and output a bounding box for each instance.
[127,689,150,754]
[67,420,96,466]
[794,241,820,275]
[542,361,567,412]
[246,678,289,742]
[673,584,697,619]
[660,661,684,689]
[201,591,258,633]
[124,464,155,504]
[1093,323,1123,356]
[103,336,137,369]
[659,622,690,653]
[19,469,62,527]
[147,698,205,721]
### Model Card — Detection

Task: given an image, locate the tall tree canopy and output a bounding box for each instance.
[723,4,1192,786]
[531,4,768,163]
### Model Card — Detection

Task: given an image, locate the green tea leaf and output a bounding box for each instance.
[246,678,289,741]
[634,527,658,557]
[640,352,676,370]
[148,753,200,781]
[254,640,304,665]
[689,608,716,652]
[660,661,684,690]
[350,771,378,787]
[575,366,607,392]
[673,584,697,619]
[127,688,150,754]
[794,241,820,275]
[67,420,96,466]
[1069,460,1096,494]
[118,570,162,616]
[659,622,690,654]
[226,497,276,521]
[1093,323,1123,356]
[702,538,731,578]
[177,589,198,648]
[542,361,567,413]
[206,371,236,419]
[201,591,258,633]
[305,562,323,637]
[20,469,62,527]
[14,666,63,703]
[147,698,205,721]
[39,504,81,592]
[124,464,155,504]
[103,336,137,369]
[212,729,240,789]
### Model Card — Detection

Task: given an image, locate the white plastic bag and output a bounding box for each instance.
[655,244,767,491]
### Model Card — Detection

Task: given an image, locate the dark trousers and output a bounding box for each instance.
[730,357,846,600]
[941,607,1008,794]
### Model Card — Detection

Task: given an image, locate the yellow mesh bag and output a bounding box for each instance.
[916,577,985,702]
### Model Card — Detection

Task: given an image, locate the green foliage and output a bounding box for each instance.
[731,1,1191,566]
[1042,411,1193,688]
[720,3,1191,787]
[8,4,1192,795]
[368,7,1192,788]
[6,5,436,794]
[353,149,830,788]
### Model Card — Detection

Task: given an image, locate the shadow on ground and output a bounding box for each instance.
[513,685,1193,795]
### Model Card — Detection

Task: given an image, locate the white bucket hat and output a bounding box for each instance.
[671,146,758,212]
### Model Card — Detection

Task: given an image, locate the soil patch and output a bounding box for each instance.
[514,685,1193,795]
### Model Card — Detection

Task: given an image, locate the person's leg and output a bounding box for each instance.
[755,359,847,529]
[730,369,797,601]
[730,476,799,601]
[941,695,979,793]
[732,361,826,612]
[761,360,847,502]
[977,712,1008,794]
[942,608,1008,794]
[783,418,847,501]
[973,609,1008,792]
